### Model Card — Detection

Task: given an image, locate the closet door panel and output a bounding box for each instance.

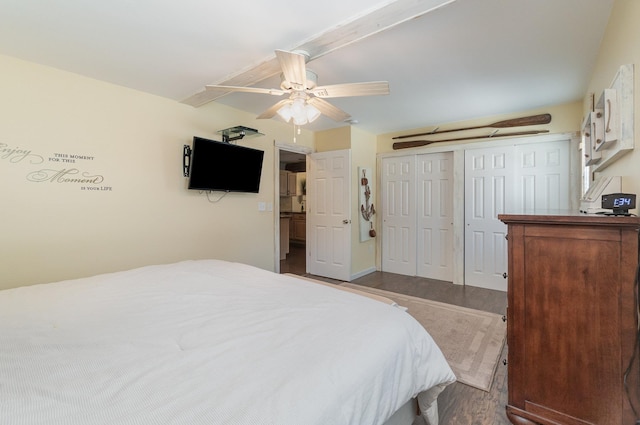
[464,147,514,291]
[416,152,454,281]
[381,156,416,275]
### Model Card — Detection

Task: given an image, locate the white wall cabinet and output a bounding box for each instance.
[279,170,298,196]
[581,111,603,166]
[290,213,306,242]
[596,88,617,149]
[588,63,634,172]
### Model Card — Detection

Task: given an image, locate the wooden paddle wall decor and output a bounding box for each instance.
[392,113,552,150]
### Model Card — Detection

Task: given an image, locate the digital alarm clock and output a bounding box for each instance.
[601,193,636,215]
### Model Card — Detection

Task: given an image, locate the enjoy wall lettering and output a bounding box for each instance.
[1,142,111,192]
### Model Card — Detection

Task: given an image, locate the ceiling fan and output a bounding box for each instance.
[204,49,390,126]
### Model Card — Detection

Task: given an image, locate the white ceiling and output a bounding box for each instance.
[0,0,613,134]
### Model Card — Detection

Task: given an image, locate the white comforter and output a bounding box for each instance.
[0,260,455,425]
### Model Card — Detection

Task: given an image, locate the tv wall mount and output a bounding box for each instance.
[183,144,192,177]
[217,126,263,144]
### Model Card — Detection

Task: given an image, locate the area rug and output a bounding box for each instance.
[340,283,506,392]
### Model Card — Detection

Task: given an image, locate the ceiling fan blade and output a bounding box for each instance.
[182,1,453,108]
[256,99,292,119]
[275,50,308,90]
[307,97,351,122]
[205,84,286,96]
[311,81,390,98]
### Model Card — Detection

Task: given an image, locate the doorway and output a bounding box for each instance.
[278,149,307,275]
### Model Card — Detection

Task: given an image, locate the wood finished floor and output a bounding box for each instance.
[281,244,511,425]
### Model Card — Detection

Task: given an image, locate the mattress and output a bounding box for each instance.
[0,259,455,425]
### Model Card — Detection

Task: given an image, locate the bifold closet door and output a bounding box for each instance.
[416,153,453,281]
[464,146,515,291]
[381,156,416,276]
[381,153,454,281]
[464,140,570,291]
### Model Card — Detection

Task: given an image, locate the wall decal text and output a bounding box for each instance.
[0,143,44,164]
[1,143,112,192]
[49,152,96,163]
[27,168,105,185]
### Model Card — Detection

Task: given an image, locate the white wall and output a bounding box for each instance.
[0,54,313,289]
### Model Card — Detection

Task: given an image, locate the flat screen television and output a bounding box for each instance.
[187,136,264,193]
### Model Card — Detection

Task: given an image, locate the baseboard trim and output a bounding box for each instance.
[350,267,377,281]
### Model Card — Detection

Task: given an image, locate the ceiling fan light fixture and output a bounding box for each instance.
[291,97,306,116]
[305,103,321,123]
[276,98,321,125]
[276,103,294,122]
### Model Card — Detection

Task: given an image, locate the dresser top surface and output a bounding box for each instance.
[498,210,640,227]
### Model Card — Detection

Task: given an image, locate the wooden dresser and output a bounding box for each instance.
[498,213,640,425]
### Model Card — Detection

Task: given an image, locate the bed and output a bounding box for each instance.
[0,259,456,425]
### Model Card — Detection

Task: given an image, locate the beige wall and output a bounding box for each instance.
[0,54,313,289]
[584,0,639,210]
[315,126,350,152]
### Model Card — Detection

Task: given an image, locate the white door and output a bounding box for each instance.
[307,149,352,281]
[381,156,416,275]
[513,141,570,211]
[464,146,515,291]
[416,152,454,281]
[464,140,570,291]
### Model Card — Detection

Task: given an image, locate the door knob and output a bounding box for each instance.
[342,219,351,224]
